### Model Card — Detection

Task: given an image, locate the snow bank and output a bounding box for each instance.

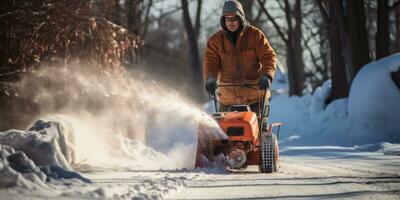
[0,120,74,169]
[270,53,400,146]
[355,142,400,155]
[0,119,92,189]
[348,53,400,137]
[0,144,47,189]
[280,142,400,156]
[0,143,91,190]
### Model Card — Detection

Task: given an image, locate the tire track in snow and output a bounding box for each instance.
[173,154,400,199]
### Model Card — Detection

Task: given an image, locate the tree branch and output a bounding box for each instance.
[253,0,266,25]
[284,0,293,33]
[155,6,183,20]
[194,0,202,39]
[141,0,153,40]
[390,0,400,11]
[316,0,329,23]
[302,34,321,74]
[256,0,288,43]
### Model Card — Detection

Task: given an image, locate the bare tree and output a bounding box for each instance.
[346,0,371,75]
[125,0,153,36]
[376,0,390,59]
[302,20,330,90]
[181,0,203,89]
[257,0,304,96]
[317,0,350,100]
[397,3,400,52]
[0,0,141,130]
[239,0,254,23]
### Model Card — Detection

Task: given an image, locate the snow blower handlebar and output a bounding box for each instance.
[209,84,261,112]
[209,84,270,131]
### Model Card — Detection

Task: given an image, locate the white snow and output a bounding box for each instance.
[0,144,48,189]
[0,120,74,169]
[348,53,400,137]
[270,53,400,146]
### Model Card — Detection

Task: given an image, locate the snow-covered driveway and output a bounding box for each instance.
[74,147,400,200]
[173,149,400,199]
[1,146,399,199]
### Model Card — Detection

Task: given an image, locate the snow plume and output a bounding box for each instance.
[12,63,224,170]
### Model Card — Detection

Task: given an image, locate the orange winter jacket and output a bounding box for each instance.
[203,25,277,105]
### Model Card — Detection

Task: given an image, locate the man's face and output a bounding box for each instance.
[224,14,240,32]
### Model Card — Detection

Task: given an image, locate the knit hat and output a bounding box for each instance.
[220,0,247,32]
[221,0,245,19]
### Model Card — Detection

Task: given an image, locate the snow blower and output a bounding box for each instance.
[195,84,282,173]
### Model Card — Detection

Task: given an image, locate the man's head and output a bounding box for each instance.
[221,0,245,32]
[224,14,241,32]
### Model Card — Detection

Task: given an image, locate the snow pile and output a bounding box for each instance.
[280,142,400,156]
[270,53,400,146]
[0,119,92,189]
[379,143,400,155]
[0,144,47,188]
[0,120,75,169]
[355,142,400,155]
[348,53,400,137]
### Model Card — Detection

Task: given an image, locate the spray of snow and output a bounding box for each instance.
[10,63,225,170]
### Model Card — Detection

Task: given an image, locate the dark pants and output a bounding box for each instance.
[218,98,270,129]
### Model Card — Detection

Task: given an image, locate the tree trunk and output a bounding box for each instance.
[239,0,253,23]
[286,39,297,96]
[194,0,202,39]
[346,0,370,75]
[293,0,304,95]
[328,0,349,100]
[396,4,400,52]
[114,0,121,25]
[126,0,141,35]
[376,0,390,59]
[181,0,202,89]
[257,0,303,96]
[284,0,303,96]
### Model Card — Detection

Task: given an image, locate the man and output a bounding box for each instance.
[203,0,277,120]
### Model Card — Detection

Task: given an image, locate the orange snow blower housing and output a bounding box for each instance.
[195,84,282,173]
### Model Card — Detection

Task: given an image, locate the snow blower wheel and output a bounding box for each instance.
[259,133,279,173]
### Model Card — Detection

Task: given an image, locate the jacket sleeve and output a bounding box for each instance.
[255,31,277,80]
[203,37,220,81]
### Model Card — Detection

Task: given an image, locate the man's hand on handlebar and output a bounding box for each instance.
[205,77,217,94]
[258,75,272,90]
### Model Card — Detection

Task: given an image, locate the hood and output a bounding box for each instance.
[220,0,248,33]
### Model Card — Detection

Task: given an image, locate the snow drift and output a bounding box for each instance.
[0,120,74,169]
[0,119,91,189]
[0,144,48,188]
[348,53,400,137]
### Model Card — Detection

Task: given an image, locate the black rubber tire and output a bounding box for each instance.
[259,133,278,173]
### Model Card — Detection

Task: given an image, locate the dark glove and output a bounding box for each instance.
[258,75,271,90]
[205,77,217,94]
